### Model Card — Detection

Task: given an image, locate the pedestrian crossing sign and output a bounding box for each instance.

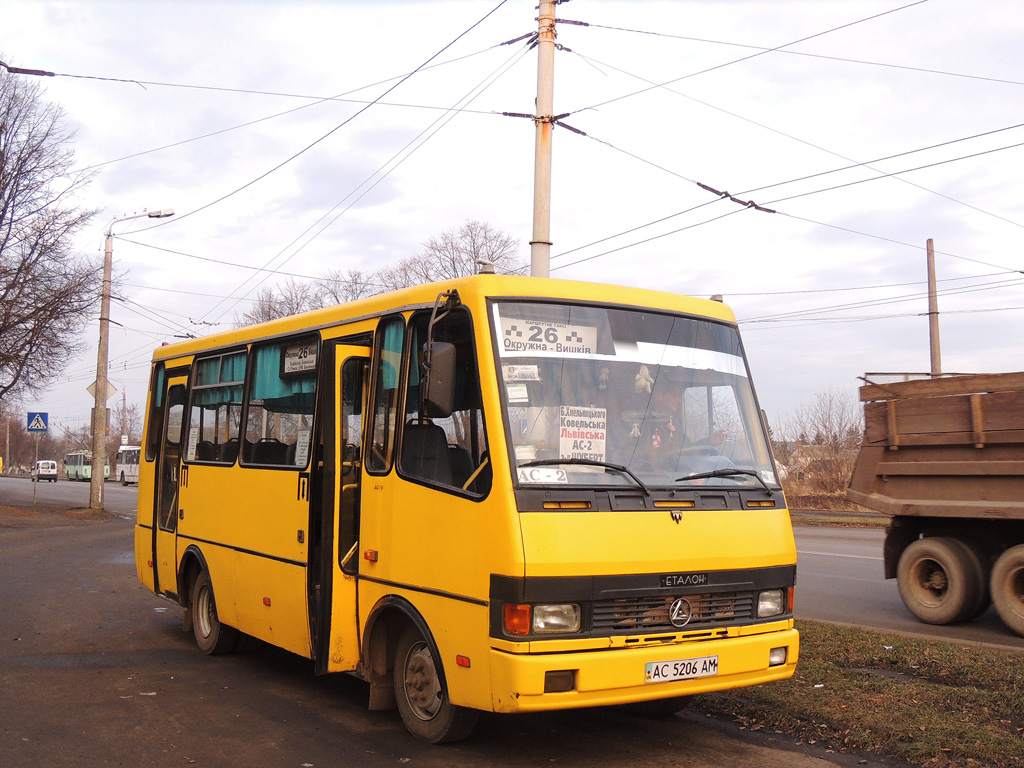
[27,412,48,433]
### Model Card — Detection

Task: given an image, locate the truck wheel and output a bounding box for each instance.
[897,537,980,625]
[990,545,1024,636]
[190,571,240,655]
[960,540,992,619]
[393,624,478,743]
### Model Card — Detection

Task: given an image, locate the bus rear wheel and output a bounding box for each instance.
[190,571,240,655]
[393,625,478,743]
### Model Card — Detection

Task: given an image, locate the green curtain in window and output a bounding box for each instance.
[251,345,316,413]
[220,352,247,382]
[193,385,244,406]
[381,319,404,389]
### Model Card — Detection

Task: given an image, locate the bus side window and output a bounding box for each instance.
[243,337,318,468]
[187,351,246,464]
[145,363,166,462]
[399,307,491,496]
[366,316,405,474]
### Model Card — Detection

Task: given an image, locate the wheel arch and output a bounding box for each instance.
[361,595,447,712]
[177,544,210,609]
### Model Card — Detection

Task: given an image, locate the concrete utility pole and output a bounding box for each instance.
[926,238,941,377]
[530,0,556,278]
[90,209,173,511]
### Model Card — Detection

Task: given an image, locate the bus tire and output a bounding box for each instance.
[393,624,478,743]
[897,537,978,625]
[991,545,1024,636]
[190,570,240,655]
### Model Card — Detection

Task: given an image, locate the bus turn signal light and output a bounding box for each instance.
[504,603,531,636]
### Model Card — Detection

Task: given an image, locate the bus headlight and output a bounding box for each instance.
[757,589,785,618]
[532,604,580,634]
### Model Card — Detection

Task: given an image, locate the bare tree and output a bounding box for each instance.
[106,402,143,461]
[236,277,319,326]
[119,402,143,444]
[379,219,525,290]
[0,62,99,404]
[236,221,523,326]
[315,267,376,306]
[782,387,862,497]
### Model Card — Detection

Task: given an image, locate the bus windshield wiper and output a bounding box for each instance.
[520,458,651,496]
[675,468,774,496]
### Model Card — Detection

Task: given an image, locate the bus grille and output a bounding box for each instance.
[592,591,754,633]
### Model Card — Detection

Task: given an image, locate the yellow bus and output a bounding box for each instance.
[135,274,798,742]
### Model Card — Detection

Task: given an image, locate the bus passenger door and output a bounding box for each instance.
[154,376,188,598]
[321,348,368,672]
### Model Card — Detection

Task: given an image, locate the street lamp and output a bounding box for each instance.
[90,208,174,512]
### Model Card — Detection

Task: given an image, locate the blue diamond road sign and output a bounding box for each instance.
[27,412,48,433]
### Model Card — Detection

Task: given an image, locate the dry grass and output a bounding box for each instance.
[698,620,1024,767]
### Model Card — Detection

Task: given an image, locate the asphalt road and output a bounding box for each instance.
[795,526,1024,651]
[1,481,847,768]
[7,477,1021,648]
[1,475,138,517]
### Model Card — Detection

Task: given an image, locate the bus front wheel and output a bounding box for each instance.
[393,624,478,743]
[190,571,240,655]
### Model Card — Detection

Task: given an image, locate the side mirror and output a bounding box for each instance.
[422,341,455,418]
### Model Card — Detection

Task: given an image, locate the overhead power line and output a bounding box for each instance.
[550,119,1024,273]
[79,46,510,172]
[740,275,1024,325]
[572,21,1024,89]
[725,270,1019,297]
[561,49,1024,244]
[132,0,512,234]
[202,39,532,324]
[764,139,1024,206]
[564,0,931,115]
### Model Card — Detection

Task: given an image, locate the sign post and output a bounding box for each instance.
[27,412,47,506]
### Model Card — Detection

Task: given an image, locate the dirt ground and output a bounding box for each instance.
[0,502,115,529]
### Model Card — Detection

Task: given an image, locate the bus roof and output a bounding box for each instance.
[151,274,736,362]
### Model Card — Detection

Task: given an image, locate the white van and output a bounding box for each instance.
[32,460,58,482]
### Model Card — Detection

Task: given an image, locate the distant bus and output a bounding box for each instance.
[116,445,142,486]
[64,451,110,481]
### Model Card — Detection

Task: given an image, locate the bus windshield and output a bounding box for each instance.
[492,300,778,491]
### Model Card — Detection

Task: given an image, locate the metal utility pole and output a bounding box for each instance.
[926,238,941,377]
[530,0,556,278]
[90,209,173,511]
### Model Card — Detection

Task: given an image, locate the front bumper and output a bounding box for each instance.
[488,626,798,713]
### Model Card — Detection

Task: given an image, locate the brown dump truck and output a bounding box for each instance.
[847,372,1024,636]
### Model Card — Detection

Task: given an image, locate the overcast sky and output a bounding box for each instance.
[5,0,1024,440]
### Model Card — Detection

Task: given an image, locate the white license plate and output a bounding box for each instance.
[645,655,719,684]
